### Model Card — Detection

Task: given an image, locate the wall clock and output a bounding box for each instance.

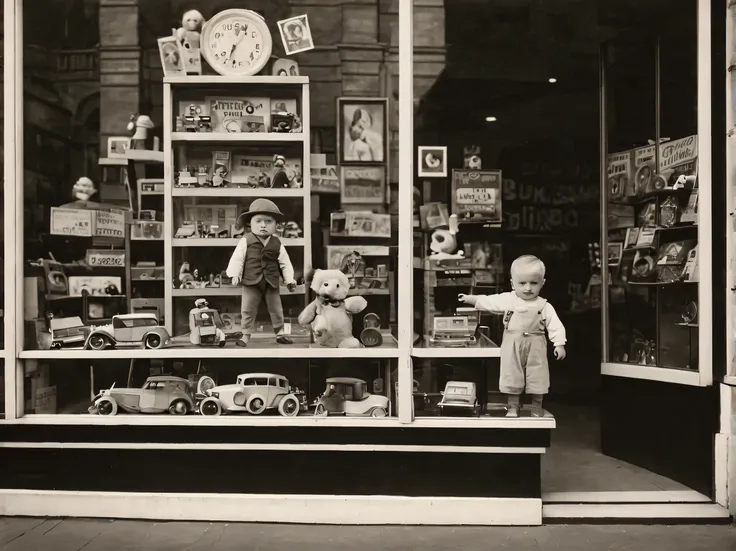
[201,9,273,77]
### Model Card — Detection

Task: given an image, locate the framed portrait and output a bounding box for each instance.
[277,15,315,56]
[107,136,129,158]
[337,97,388,165]
[418,146,447,178]
[158,36,185,77]
[340,165,386,204]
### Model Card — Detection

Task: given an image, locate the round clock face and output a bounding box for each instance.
[201,9,273,76]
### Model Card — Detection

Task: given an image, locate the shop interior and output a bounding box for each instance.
[412,0,700,494]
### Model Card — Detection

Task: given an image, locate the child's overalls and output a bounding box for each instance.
[499,299,550,395]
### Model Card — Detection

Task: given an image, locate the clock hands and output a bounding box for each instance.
[226,23,248,62]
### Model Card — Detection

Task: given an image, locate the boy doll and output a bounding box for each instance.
[226,199,297,347]
[458,255,566,417]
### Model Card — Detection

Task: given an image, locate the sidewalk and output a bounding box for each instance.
[0,518,734,550]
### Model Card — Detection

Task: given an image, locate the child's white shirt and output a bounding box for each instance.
[225,235,296,285]
[473,292,567,346]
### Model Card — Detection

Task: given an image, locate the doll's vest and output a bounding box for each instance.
[241,233,282,288]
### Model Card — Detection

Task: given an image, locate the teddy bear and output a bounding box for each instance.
[298,269,367,348]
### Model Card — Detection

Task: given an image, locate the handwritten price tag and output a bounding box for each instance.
[456,187,496,204]
[86,249,125,268]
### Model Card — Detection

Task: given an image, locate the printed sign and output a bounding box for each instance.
[50,208,93,237]
[658,135,697,171]
[451,169,502,224]
[94,210,125,238]
[86,249,126,268]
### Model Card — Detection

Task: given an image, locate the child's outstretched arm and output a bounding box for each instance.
[459,292,513,314]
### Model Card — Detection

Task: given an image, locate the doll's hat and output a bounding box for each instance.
[237,198,285,227]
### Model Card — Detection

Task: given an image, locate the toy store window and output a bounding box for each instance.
[603,6,700,372]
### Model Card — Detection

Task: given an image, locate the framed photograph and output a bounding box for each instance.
[418,146,447,178]
[608,242,624,267]
[277,15,315,55]
[158,36,185,77]
[340,166,386,204]
[337,97,388,165]
[107,136,129,158]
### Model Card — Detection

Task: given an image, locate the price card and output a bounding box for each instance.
[50,208,93,237]
[86,249,126,268]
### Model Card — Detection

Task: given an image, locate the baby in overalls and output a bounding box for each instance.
[458,255,566,417]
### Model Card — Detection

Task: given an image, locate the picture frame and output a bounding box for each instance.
[451,169,503,225]
[277,15,315,56]
[337,97,389,165]
[107,136,129,158]
[340,166,386,204]
[418,146,448,178]
[158,36,185,77]
[607,242,624,267]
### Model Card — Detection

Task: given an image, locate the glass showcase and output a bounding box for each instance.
[4,0,715,420]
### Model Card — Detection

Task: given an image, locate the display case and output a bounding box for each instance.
[601,32,712,387]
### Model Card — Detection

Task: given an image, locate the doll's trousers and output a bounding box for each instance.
[240,282,284,334]
[499,333,550,395]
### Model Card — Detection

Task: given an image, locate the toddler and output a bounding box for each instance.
[458,255,566,417]
[226,199,297,347]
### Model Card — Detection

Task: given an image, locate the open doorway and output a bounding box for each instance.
[414,0,712,500]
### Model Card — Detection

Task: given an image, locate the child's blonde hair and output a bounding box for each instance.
[511,255,546,278]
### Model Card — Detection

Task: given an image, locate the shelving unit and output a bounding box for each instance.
[162,76,311,337]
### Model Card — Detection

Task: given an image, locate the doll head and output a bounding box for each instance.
[72,176,97,201]
[510,255,546,301]
[182,10,204,32]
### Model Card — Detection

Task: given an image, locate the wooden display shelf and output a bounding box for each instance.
[171,132,305,143]
[172,238,305,247]
[172,187,304,198]
[172,285,306,297]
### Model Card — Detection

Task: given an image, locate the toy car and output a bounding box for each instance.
[197,373,307,417]
[48,315,90,350]
[84,313,170,350]
[314,377,389,417]
[88,376,195,415]
[438,381,480,416]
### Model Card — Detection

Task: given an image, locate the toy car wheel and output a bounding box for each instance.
[199,397,222,416]
[50,342,61,350]
[314,403,328,417]
[144,333,164,349]
[96,398,118,416]
[169,399,189,415]
[87,334,110,350]
[278,395,300,417]
[246,394,267,415]
[370,407,387,418]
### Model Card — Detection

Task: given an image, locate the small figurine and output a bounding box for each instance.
[179,262,193,287]
[175,10,205,75]
[127,114,154,150]
[282,221,302,238]
[225,199,298,347]
[189,298,226,347]
[464,145,482,169]
[458,255,567,417]
[290,114,303,133]
[72,176,98,202]
[429,214,464,260]
[212,163,229,187]
[272,155,291,188]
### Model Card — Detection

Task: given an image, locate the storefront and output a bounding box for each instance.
[0,0,732,525]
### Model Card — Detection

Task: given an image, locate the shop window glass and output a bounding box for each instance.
[604,5,699,371]
[20,1,400,406]
[22,358,397,418]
